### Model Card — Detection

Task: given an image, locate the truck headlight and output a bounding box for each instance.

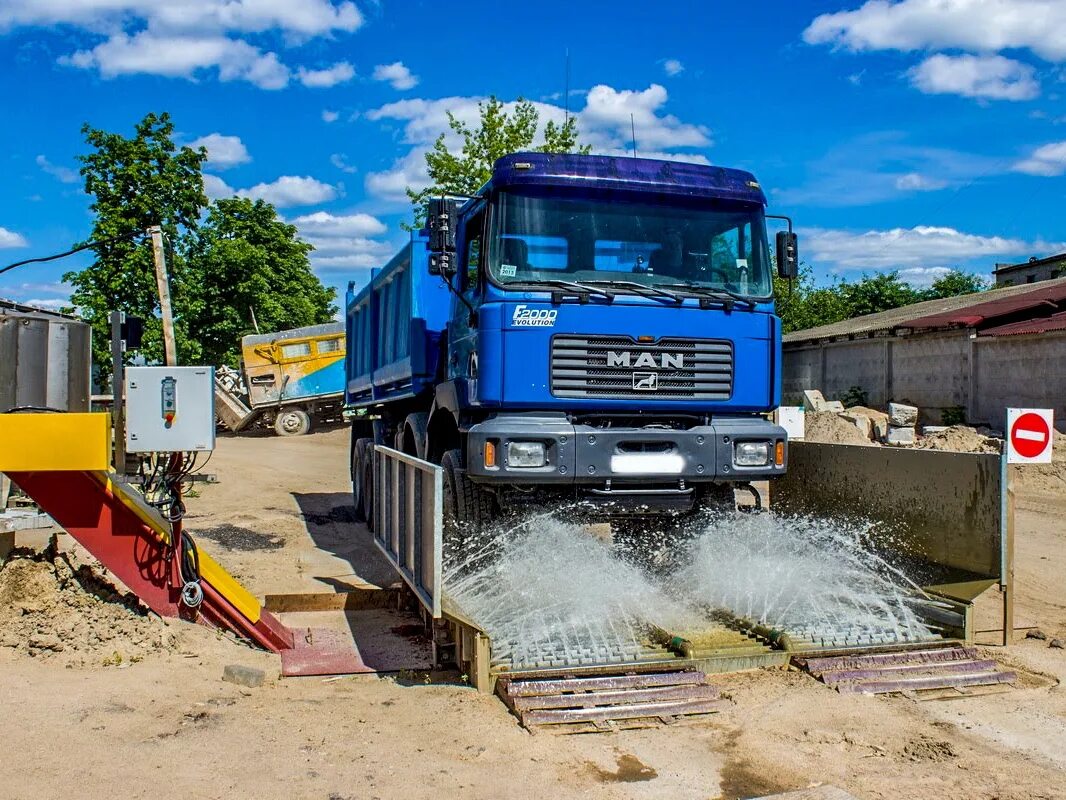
[507,441,547,468]
[734,441,771,467]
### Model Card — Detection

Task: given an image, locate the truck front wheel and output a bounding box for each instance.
[274,407,311,436]
[441,449,495,536]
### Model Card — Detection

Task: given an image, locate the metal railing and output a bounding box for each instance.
[372,445,443,617]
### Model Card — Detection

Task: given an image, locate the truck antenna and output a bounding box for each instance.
[564,49,570,124]
[630,114,637,158]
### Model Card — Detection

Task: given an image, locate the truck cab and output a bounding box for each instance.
[415,152,797,522]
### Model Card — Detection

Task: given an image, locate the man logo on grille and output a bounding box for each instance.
[633,372,658,391]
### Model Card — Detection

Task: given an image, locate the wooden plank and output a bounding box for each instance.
[512,684,718,711]
[503,671,705,697]
[264,588,399,613]
[522,697,726,727]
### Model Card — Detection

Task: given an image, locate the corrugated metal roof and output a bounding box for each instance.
[980,309,1066,337]
[904,283,1066,329]
[783,277,1066,344]
[993,251,1066,275]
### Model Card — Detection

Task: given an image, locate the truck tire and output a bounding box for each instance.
[441,449,495,534]
[275,407,311,436]
[352,437,375,523]
[361,442,376,530]
[402,412,429,460]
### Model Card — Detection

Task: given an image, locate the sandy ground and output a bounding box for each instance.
[2,426,1065,800]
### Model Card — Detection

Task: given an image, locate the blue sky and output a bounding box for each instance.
[1,0,1065,312]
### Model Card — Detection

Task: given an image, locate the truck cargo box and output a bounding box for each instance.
[345,235,451,408]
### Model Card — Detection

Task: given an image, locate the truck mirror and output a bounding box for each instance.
[776,231,798,279]
[427,198,458,277]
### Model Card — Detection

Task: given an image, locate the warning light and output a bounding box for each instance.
[775,440,785,467]
[484,441,497,469]
[637,335,655,342]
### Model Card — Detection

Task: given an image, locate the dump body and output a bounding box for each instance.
[241,322,345,408]
[344,237,451,409]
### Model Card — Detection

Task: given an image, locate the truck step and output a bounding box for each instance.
[497,669,726,734]
[794,645,1016,696]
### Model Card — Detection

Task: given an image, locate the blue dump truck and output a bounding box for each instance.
[345,152,797,531]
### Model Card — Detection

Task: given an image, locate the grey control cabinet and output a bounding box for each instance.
[125,366,216,453]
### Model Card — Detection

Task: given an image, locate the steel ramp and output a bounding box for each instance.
[794,645,1017,696]
[497,669,727,733]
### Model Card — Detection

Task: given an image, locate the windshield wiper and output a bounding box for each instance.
[580,280,682,304]
[507,279,615,303]
[660,283,759,309]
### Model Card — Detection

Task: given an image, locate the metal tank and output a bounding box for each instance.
[0,306,92,412]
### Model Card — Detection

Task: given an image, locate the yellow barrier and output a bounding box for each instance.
[0,412,110,471]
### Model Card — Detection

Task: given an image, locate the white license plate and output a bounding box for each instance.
[609,453,685,475]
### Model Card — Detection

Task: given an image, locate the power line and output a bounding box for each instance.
[0,233,142,277]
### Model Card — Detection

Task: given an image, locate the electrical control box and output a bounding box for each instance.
[125,366,216,453]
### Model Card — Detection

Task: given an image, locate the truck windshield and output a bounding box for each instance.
[488,191,773,299]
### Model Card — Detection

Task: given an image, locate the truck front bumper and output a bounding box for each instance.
[465,413,787,494]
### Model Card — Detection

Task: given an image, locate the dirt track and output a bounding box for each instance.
[2,427,1065,800]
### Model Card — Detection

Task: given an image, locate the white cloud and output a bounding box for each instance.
[364,84,712,203]
[806,225,1066,270]
[0,226,28,248]
[236,175,338,207]
[297,62,355,88]
[663,58,684,76]
[202,173,235,199]
[64,32,291,89]
[330,153,357,174]
[372,61,419,90]
[897,267,952,286]
[16,1,363,88]
[188,133,250,169]
[35,154,78,183]
[908,54,1039,101]
[322,109,340,123]
[0,1,363,37]
[894,172,947,191]
[803,0,1066,61]
[287,211,385,238]
[1013,140,1066,175]
[20,297,68,311]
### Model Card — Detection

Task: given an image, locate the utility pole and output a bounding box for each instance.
[148,225,177,366]
[110,310,126,475]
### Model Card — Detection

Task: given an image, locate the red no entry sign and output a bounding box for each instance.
[1007,409,1055,464]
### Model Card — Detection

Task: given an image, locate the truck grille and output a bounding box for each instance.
[550,335,733,400]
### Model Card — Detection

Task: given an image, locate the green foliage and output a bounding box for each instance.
[64,112,207,373]
[407,97,590,219]
[839,386,869,407]
[63,111,335,374]
[922,269,989,299]
[182,198,336,366]
[942,406,967,426]
[773,266,992,334]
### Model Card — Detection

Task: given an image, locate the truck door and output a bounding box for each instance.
[447,205,485,382]
[245,343,283,407]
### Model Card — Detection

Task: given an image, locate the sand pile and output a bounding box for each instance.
[1013,432,1066,497]
[0,544,178,664]
[916,425,1001,454]
[803,411,877,446]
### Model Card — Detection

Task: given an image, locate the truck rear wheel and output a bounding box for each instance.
[352,437,374,524]
[441,449,495,535]
[274,407,311,436]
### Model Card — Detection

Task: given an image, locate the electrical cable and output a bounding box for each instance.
[0,233,142,277]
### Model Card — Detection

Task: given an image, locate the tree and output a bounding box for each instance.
[407,97,590,215]
[182,198,336,367]
[836,271,922,317]
[64,112,208,373]
[921,269,989,299]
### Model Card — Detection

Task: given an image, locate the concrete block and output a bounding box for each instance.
[802,389,828,412]
[885,425,915,445]
[824,400,845,412]
[222,664,266,688]
[841,413,873,440]
[847,406,889,439]
[0,528,13,564]
[922,426,948,435]
[888,402,918,427]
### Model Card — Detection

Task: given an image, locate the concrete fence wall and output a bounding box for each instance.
[783,329,1066,429]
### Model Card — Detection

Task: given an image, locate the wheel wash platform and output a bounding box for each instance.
[0,412,1019,735]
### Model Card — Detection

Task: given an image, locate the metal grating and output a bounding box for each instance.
[550,335,733,400]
